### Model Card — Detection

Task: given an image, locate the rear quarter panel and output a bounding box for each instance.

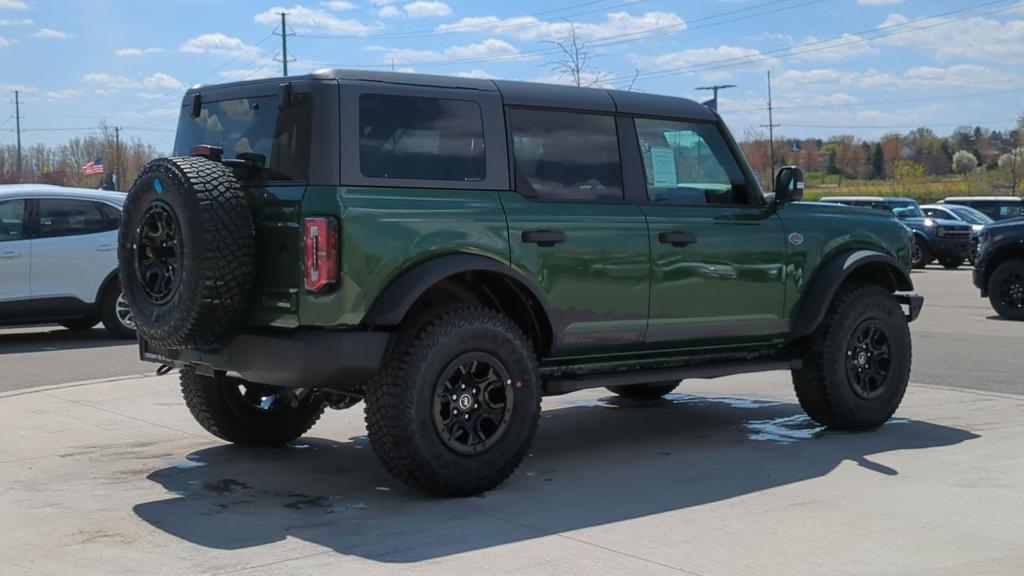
[299,186,510,326]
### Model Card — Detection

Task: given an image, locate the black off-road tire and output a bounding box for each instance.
[988,260,1024,321]
[911,239,931,269]
[792,283,912,430]
[180,366,326,447]
[119,156,255,349]
[364,308,541,497]
[940,258,962,270]
[606,382,678,399]
[99,280,136,339]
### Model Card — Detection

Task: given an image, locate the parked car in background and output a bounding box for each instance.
[973,218,1024,320]
[939,196,1024,221]
[821,196,972,269]
[0,185,135,338]
[921,204,993,264]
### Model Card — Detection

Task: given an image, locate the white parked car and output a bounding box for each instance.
[0,184,136,338]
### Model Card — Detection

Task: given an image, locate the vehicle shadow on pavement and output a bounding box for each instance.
[0,327,129,355]
[134,393,978,563]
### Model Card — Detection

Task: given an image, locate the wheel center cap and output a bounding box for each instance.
[857,351,868,366]
[457,394,474,411]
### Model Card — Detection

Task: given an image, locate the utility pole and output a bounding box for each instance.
[696,84,736,113]
[760,71,781,191]
[14,90,22,182]
[275,12,295,77]
[114,126,121,191]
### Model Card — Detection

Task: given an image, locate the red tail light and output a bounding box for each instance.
[304,217,339,293]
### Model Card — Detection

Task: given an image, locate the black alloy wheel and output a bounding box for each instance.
[432,352,514,455]
[844,319,892,400]
[135,202,183,304]
[994,266,1024,315]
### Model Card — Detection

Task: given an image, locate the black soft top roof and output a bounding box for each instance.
[188,69,718,121]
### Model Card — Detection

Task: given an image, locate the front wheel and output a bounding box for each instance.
[939,258,962,270]
[911,239,931,269]
[792,283,911,430]
[988,260,1024,321]
[365,308,541,497]
[180,367,326,446]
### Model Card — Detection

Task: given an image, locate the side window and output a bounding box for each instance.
[36,199,108,239]
[359,93,486,182]
[95,202,121,230]
[509,108,623,202]
[634,118,749,205]
[0,200,26,242]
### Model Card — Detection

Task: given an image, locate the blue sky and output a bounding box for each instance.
[2,0,1023,152]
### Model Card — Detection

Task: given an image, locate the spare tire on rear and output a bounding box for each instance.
[118,156,255,349]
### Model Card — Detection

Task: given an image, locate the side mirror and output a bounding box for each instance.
[774,166,805,204]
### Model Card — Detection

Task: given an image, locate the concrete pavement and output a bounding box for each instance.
[1,372,1022,575]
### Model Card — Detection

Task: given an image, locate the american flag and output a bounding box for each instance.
[80,157,104,177]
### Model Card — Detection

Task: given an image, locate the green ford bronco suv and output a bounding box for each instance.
[120,70,923,496]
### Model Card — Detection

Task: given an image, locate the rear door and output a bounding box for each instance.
[0,198,31,309]
[30,198,118,305]
[632,117,787,346]
[502,107,650,354]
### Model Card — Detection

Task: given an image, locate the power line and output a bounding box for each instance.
[276,12,295,76]
[14,90,22,182]
[760,72,781,190]
[610,0,1019,86]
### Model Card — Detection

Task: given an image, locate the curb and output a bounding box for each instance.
[0,371,169,399]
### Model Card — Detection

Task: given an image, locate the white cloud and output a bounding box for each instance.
[877,13,1024,63]
[0,82,35,92]
[0,0,29,10]
[791,33,878,61]
[861,64,1023,89]
[455,69,497,80]
[32,27,70,39]
[321,0,355,10]
[45,89,80,100]
[378,5,400,17]
[403,1,451,18]
[144,72,183,90]
[116,47,163,57]
[857,0,903,5]
[0,18,31,26]
[0,35,13,47]
[254,5,376,36]
[381,38,520,64]
[776,68,852,85]
[653,45,778,75]
[83,72,185,91]
[436,11,684,41]
[180,33,261,57]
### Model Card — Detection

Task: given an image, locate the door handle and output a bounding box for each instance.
[95,244,116,252]
[522,230,566,247]
[658,231,699,247]
[0,250,21,259]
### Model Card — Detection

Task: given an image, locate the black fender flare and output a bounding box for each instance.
[911,230,930,248]
[791,249,912,339]
[95,268,120,306]
[361,253,553,330]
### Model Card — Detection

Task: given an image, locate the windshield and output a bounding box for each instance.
[892,206,924,219]
[173,94,313,182]
[947,205,993,225]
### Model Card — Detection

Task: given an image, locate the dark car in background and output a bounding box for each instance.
[922,203,993,264]
[940,196,1024,221]
[973,218,1024,320]
[821,196,972,269]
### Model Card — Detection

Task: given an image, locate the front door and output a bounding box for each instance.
[631,117,787,346]
[0,199,31,310]
[503,107,650,354]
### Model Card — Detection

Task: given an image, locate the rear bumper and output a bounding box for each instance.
[896,293,924,322]
[140,329,391,389]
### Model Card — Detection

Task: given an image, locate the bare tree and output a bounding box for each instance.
[547,22,608,87]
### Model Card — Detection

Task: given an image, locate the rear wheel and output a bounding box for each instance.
[61,318,97,331]
[365,308,541,497]
[792,283,911,430]
[988,260,1024,321]
[100,280,136,339]
[940,258,962,270]
[606,382,678,399]
[180,367,326,447]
